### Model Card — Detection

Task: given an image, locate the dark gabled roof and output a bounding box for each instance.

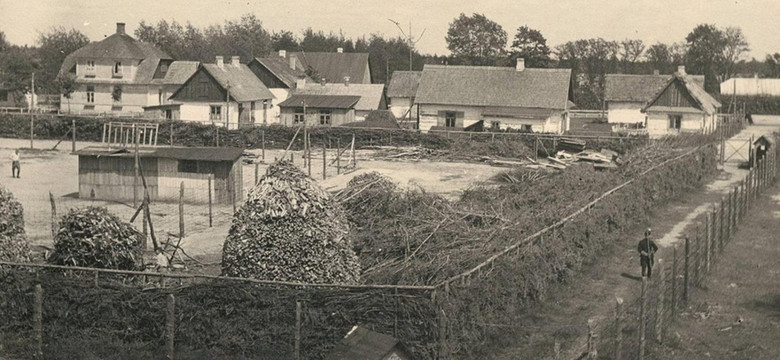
[277,94,360,109]
[387,71,422,98]
[605,74,706,102]
[251,57,310,88]
[643,72,721,114]
[161,61,200,85]
[288,52,371,84]
[340,110,400,129]
[200,63,275,102]
[294,83,385,112]
[73,146,244,162]
[414,64,572,110]
[325,326,405,360]
[59,32,172,84]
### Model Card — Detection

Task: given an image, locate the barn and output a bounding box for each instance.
[73,146,243,204]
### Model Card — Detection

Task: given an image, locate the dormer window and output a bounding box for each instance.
[113,61,123,78]
[84,61,96,78]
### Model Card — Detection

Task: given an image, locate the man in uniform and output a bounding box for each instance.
[9,149,20,178]
[638,228,658,278]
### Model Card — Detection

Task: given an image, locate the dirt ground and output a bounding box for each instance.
[648,182,780,359]
[0,137,502,258]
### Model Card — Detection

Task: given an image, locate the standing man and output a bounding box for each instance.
[9,149,20,178]
[638,228,658,278]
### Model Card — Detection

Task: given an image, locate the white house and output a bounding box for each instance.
[642,68,721,138]
[413,60,573,133]
[168,56,275,129]
[387,71,421,126]
[291,78,385,122]
[247,51,312,124]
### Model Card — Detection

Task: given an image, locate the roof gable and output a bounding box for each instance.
[294,83,385,111]
[414,64,571,110]
[387,71,422,98]
[288,52,371,84]
[643,74,721,114]
[605,74,706,102]
[250,57,310,88]
[201,63,275,102]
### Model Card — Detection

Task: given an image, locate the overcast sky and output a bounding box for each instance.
[2,0,778,59]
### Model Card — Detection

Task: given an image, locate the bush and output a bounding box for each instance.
[0,186,31,262]
[47,206,143,270]
[716,95,780,115]
[222,161,360,284]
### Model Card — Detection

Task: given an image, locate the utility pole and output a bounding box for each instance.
[225,81,231,129]
[388,19,425,72]
[30,72,35,149]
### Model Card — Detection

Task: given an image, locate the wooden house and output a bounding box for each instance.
[325,326,413,360]
[73,146,243,204]
[277,49,372,84]
[414,59,573,133]
[387,71,421,127]
[641,66,721,138]
[277,94,359,127]
[247,52,312,124]
[292,78,386,121]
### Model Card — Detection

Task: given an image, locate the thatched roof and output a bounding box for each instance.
[387,71,422,98]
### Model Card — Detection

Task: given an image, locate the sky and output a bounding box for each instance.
[1,0,779,59]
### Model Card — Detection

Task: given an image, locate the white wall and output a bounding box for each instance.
[417,103,564,134]
[390,97,417,120]
[62,84,151,114]
[264,88,289,124]
[721,78,780,96]
[179,102,240,128]
[646,112,706,138]
[76,58,137,81]
[607,101,646,124]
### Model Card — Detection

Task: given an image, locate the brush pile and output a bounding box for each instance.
[47,206,143,270]
[0,186,31,262]
[222,160,360,284]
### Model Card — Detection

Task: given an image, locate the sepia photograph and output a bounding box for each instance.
[0,0,779,358]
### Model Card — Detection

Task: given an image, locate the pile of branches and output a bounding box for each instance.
[47,206,143,270]
[0,186,31,262]
[222,160,360,284]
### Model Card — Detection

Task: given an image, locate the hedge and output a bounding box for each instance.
[716,95,780,115]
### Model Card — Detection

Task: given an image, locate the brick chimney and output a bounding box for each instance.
[116,22,126,35]
[289,56,296,70]
[296,74,306,90]
[677,65,686,76]
[216,56,224,69]
[344,76,350,86]
[516,58,525,72]
[231,56,240,67]
[337,47,343,53]
[279,49,287,58]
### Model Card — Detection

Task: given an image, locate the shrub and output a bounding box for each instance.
[0,186,31,262]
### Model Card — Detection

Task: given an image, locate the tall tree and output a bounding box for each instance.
[445,13,507,64]
[0,46,39,104]
[765,53,780,78]
[36,27,89,92]
[645,42,671,73]
[618,39,645,73]
[509,25,551,68]
[272,30,300,51]
[721,27,749,81]
[56,72,77,113]
[685,24,725,93]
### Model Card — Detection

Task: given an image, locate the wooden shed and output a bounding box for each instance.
[73,146,243,204]
[751,135,775,168]
[325,326,413,360]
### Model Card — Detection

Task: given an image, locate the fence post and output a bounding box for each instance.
[254,163,259,185]
[693,227,701,284]
[322,140,327,180]
[33,283,43,358]
[261,129,265,162]
[295,300,302,360]
[614,296,624,360]
[49,192,57,239]
[705,212,712,273]
[71,119,76,152]
[638,277,647,360]
[684,237,690,305]
[142,197,148,250]
[307,132,312,177]
[719,198,725,252]
[587,318,597,359]
[336,137,341,174]
[166,293,175,360]
[179,182,185,238]
[134,135,139,208]
[208,175,213,228]
[671,246,678,320]
[351,134,357,169]
[655,259,666,343]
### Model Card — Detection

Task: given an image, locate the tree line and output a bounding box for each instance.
[0,12,777,110]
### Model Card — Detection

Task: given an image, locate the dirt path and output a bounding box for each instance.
[493,116,780,359]
[650,184,780,360]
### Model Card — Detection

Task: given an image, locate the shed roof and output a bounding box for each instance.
[340,110,400,129]
[325,326,404,360]
[200,63,275,102]
[73,146,244,162]
[605,74,705,102]
[387,71,422,98]
[287,52,371,84]
[59,32,172,84]
[278,94,360,109]
[294,83,385,111]
[251,57,310,88]
[414,64,571,110]
[161,61,200,85]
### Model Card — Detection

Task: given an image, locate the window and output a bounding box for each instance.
[158,90,164,105]
[86,85,95,103]
[319,110,332,125]
[294,107,305,124]
[490,121,501,131]
[160,64,169,74]
[111,86,122,103]
[165,109,173,120]
[85,61,96,78]
[83,105,95,111]
[445,112,456,128]
[668,114,682,129]
[113,61,122,77]
[178,160,198,173]
[199,80,209,97]
[111,105,122,112]
[209,105,222,121]
[523,124,533,132]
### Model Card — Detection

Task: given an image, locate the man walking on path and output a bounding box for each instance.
[9,149,20,178]
[638,228,658,278]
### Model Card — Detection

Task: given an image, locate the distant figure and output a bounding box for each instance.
[637,228,658,278]
[746,113,754,125]
[9,149,20,178]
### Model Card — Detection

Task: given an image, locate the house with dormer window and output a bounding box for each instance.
[58,22,182,114]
